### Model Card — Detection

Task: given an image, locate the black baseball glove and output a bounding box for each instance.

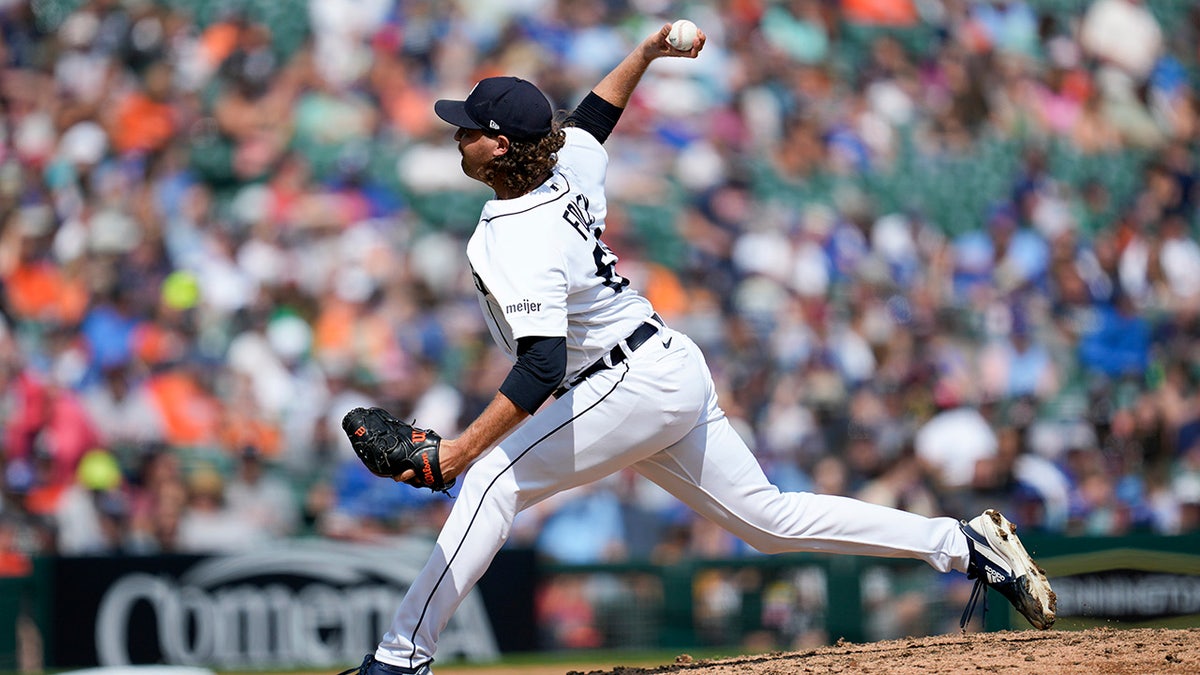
[341,407,454,494]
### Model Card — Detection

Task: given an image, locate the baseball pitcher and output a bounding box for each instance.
[338,20,1055,675]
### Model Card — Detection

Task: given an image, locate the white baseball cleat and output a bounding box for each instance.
[959,509,1057,630]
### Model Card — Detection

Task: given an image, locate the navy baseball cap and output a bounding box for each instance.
[435,76,552,140]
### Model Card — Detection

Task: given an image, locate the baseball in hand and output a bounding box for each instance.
[667,19,698,51]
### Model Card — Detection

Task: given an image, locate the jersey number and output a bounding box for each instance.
[562,194,628,292]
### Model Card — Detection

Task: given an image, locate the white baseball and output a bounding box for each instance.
[667,19,698,52]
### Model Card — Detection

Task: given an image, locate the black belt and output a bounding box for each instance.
[554,313,663,398]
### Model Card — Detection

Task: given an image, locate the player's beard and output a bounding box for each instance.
[460,147,499,190]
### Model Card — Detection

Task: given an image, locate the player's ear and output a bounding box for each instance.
[493,134,511,157]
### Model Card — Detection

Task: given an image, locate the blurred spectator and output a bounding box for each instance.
[761,1,831,66]
[855,446,941,517]
[952,203,1050,298]
[970,0,1039,58]
[1011,446,1072,533]
[842,0,917,26]
[106,59,177,155]
[913,396,999,494]
[978,306,1059,401]
[1077,289,1151,378]
[1081,0,1163,81]
[176,462,259,553]
[126,447,188,553]
[0,0,1194,582]
[224,445,300,538]
[226,312,331,469]
[530,481,628,564]
[535,575,603,649]
[0,515,33,576]
[1155,214,1200,311]
[53,448,130,554]
[1173,439,1200,533]
[16,347,100,463]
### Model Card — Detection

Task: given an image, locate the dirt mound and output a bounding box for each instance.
[567,627,1199,674]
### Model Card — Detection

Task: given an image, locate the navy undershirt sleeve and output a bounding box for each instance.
[565,91,624,145]
[499,336,567,414]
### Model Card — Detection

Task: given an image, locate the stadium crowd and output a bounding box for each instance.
[0,0,1198,586]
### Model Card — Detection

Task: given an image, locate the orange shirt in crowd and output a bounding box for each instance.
[199,21,241,68]
[0,551,32,577]
[24,482,67,517]
[219,409,283,458]
[111,93,176,155]
[641,262,689,321]
[842,0,917,25]
[3,261,88,324]
[144,371,221,448]
[314,299,396,371]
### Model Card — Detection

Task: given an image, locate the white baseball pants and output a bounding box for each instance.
[376,328,971,668]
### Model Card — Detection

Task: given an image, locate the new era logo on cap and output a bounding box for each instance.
[435,76,553,140]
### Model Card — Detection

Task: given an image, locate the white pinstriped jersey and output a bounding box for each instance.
[466,127,655,384]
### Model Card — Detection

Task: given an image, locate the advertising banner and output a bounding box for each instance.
[999,534,1200,630]
[1052,571,1200,621]
[43,539,502,670]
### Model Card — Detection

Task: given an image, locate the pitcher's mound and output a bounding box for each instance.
[569,627,1199,674]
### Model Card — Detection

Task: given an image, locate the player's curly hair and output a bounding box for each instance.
[485,120,567,196]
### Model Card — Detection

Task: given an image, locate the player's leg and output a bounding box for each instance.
[627,333,968,569]
[374,337,704,668]
[633,335,1054,628]
[634,412,970,571]
[633,416,1064,629]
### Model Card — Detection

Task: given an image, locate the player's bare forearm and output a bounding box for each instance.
[591,22,706,110]
[436,392,528,480]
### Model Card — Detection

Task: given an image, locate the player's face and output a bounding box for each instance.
[454,127,505,185]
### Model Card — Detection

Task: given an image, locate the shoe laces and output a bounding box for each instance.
[959,574,990,630]
[958,521,991,630]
